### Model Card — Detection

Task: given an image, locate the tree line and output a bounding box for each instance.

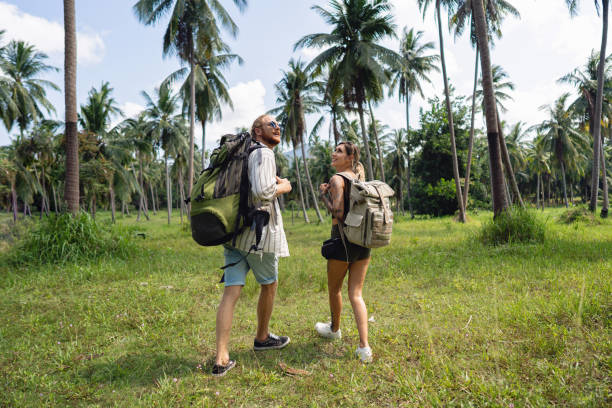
[0,0,610,225]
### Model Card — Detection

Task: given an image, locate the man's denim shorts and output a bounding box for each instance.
[222,246,279,287]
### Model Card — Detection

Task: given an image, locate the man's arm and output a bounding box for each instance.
[249,149,291,201]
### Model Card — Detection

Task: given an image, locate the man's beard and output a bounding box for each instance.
[260,132,280,147]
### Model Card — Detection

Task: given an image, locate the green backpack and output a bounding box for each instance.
[189,132,267,249]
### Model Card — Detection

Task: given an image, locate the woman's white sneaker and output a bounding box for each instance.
[355,346,372,363]
[315,322,341,339]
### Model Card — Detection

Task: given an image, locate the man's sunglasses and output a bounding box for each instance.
[267,121,281,130]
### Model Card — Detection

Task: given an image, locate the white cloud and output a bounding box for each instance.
[203,80,267,150]
[0,2,105,65]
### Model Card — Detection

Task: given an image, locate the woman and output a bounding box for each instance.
[317,141,372,363]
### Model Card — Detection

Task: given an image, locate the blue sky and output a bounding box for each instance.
[0,0,608,150]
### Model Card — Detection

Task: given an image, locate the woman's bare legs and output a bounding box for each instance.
[347,257,370,348]
[327,259,349,332]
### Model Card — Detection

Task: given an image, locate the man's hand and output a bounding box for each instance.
[276,176,292,196]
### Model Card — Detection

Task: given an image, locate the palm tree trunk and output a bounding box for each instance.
[150,183,157,215]
[202,121,207,169]
[367,99,385,182]
[109,180,116,224]
[536,172,541,209]
[300,140,324,222]
[178,165,185,225]
[52,183,58,213]
[463,46,479,211]
[356,99,374,181]
[436,0,465,223]
[472,0,508,216]
[600,134,609,217]
[403,94,414,218]
[187,56,196,218]
[91,194,96,219]
[590,0,609,212]
[496,107,524,208]
[560,161,569,208]
[11,180,17,222]
[63,0,79,215]
[292,143,309,223]
[332,111,340,146]
[165,155,171,225]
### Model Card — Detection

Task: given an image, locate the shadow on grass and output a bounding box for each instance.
[80,352,200,387]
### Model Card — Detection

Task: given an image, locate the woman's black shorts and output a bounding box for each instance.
[322,224,371,262]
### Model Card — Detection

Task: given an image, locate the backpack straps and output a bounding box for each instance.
[333,172,355,263]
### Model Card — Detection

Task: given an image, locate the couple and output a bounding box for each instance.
[212,114,373,377]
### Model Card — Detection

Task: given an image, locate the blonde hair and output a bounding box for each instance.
[251,114,270,136]
[338,141,365,181]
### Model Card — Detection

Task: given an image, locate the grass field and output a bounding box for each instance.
[1,209,610,407]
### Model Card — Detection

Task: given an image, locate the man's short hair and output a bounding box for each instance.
[251,114,270,136]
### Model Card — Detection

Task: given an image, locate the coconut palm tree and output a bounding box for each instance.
[295,0,400,181]
[164,39,242,169]
[142,82,185,224]
[0,41,59,135]
[559,50,612,215]
[470,0,509,215]
[389,27,438,216]
[526,134,551,209]
[311,64,348,146]
[63,0,79,214]
[417,0,467,221]
[565,0,609,214]
[536,93,591,208]
[476,64,524,206]
[385,128,409,214]
[451,0,519,211]
[133,0,247,210]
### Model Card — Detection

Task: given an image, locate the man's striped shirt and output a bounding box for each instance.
[230,146,289,257]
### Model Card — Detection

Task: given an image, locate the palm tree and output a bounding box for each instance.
[565,0,609,214]
[385,128,409,214]
[559,50,612,216]
[311,64,348,146]
[417,0,466,222]
[470,0,508,215]
[295,0,400,181]
[142,82,185,224]
[133,0,247,211]
[537,93,591,208]
[164,39,242,169]
[270,60,325,223]
[476,64,524,206]
[526,134,551,210]
[390,27,438,216]
[63,0,79,214]
[0,145,19,221]
[451,0,519,210]
[0,40,59,135]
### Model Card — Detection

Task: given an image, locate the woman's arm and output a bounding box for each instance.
[328,175,345,221]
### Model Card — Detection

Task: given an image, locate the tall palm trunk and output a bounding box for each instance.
[187,55,196,216]
[165,155,171,225]
[560,161,569,208]
[150,183,157,215]
[405,93,414,219]
[11,180,17,222]
[590,0,609,212]
[464,47,479,211]
[367,99,385,182]
[356,99,374,181]
[436,0,465,222]
[201,121,207,169]
[63,0,79,214]
[332,111,340,146]
[292,143,309,223]
[536,172,541,209]
[178,165,185,224]
[51,183,58,213]
[109,179,116,224]
[299,138,324,222]
[600,134,609,217]
[496,107,524,207]
[472,0,508,215]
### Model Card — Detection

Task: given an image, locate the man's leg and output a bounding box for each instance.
[215,285,242,366]
[255,281,277,342]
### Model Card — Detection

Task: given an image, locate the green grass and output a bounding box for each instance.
[1,208,610,407]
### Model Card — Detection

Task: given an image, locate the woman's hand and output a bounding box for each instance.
[319,183,330,194]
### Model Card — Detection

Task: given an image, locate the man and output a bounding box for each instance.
[212,114,292,377]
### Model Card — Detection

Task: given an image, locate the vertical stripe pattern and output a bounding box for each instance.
[232,146,290,257]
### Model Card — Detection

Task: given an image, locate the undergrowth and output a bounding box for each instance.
[479,206,547,245]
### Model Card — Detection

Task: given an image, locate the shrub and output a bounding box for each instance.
[7,212,138,265]
[411,178,458,216]
[479,207,546,246]
[557,206,600,225]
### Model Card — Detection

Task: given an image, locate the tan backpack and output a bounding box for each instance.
[337,172,395,248]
